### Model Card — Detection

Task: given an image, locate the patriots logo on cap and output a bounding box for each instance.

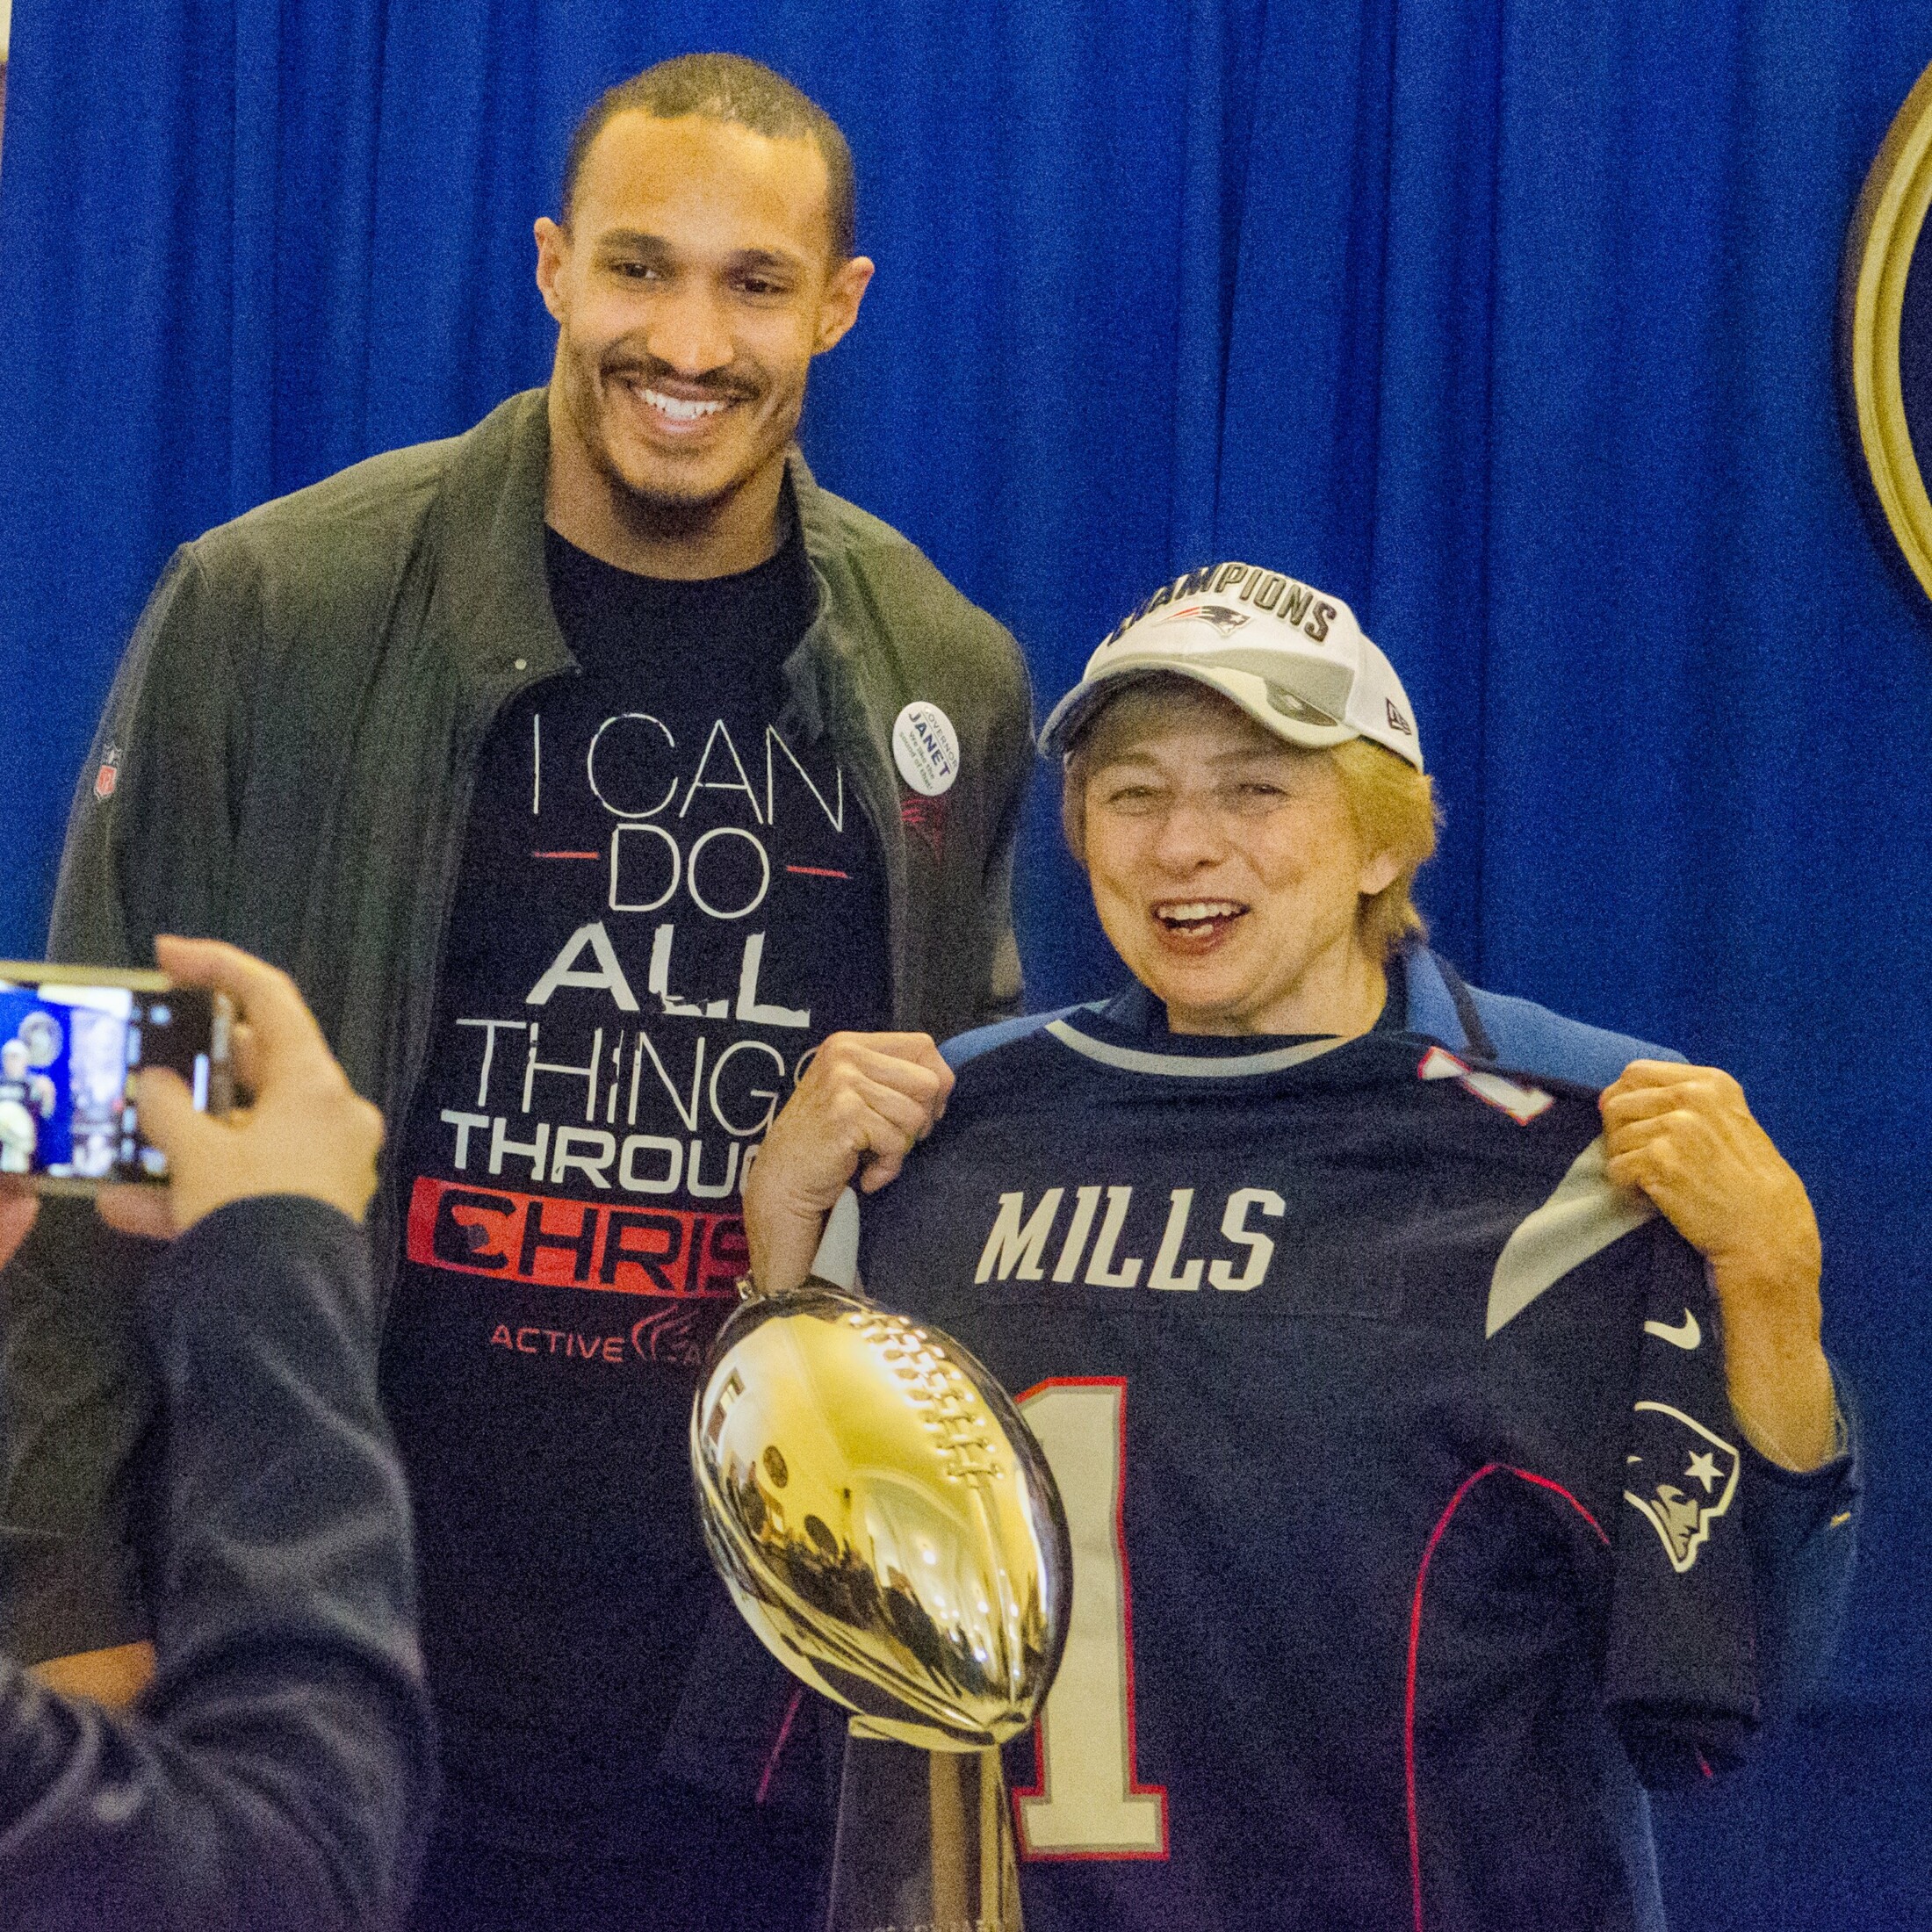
[1624,1402,1740,1574]
[1162,604,1250,638]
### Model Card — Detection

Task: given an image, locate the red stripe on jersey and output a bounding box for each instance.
[1406,1464,1608,1932]
[757,1686,805,1806]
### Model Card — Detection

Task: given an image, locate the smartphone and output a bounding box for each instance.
[0,963,234,1190]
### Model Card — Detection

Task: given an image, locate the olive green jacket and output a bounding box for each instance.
[0,387,1034,1662]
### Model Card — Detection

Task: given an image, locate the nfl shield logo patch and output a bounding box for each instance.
[900,793,948,858]
[94,747,120,801]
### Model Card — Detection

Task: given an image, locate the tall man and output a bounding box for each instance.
[0,54,1034,1931]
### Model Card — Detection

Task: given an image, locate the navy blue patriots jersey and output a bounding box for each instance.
[854,1013,1758,1932]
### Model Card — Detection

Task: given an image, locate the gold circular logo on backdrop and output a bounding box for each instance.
[1845,59,1932,602]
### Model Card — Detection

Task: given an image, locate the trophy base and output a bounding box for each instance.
[825,1726,1023,1932]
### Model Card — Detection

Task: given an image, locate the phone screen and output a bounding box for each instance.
[0,976,225,1182]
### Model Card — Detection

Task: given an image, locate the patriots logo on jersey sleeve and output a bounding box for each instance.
[1623,1402,1741,1573]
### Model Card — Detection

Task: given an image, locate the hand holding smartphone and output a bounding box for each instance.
[0,963,233,1189]
[98,938,386,1240]
[1,941,381,1238]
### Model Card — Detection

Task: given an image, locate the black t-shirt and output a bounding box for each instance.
[381,521,892,1855]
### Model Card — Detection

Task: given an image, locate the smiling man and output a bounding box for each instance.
[536,74,875,578]
[1,52,1033,1932]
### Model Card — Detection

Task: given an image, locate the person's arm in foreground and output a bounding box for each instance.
[1601,1061,1859,1716]
[0,938,435,1932]
[2,548,249,1701]
[744,1031,954,1295]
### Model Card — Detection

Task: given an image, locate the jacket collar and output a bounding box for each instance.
[1400,945,1474,1053]
[774,447,836,741]
[431,390,573,714]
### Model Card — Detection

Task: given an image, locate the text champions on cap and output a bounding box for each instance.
[1099,563,1337,652]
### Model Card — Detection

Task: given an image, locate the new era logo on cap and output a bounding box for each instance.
[1041,560,1425,772]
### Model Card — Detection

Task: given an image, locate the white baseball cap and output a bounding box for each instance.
[1040,562,1424,773]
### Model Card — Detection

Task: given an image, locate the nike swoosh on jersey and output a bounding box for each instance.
[1642,1307,1702,1350]
[1485,1136,1657,1337]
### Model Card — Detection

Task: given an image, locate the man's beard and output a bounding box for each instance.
[573,340,775,517]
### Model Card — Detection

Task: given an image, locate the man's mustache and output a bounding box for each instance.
[600,352,760,402]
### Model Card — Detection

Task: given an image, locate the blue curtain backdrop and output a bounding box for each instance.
[2,3,1928,1921]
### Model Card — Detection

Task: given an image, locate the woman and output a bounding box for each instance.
[744,568,1856,1932]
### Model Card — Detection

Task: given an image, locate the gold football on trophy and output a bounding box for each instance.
[691,1282,1070,1752]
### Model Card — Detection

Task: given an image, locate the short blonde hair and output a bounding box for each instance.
[1060,674,1438,962]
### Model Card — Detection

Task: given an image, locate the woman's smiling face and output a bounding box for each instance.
[1078,689,1398,1037]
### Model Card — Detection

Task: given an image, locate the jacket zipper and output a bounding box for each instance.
[371,665,578,1330]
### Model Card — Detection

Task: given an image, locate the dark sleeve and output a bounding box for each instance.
[0,1203,160,1659]
[1602,1228,1757,1789]
[1738,1365,1861,1724]
[48,542,244,967]
[0,544,246,1661]
[654,1598,829,1818]
[0,1197,435,1932]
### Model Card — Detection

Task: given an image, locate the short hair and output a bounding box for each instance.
[1059,674,1439,962]
[561,53,857,261]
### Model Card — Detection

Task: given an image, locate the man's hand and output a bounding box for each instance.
[745,1031,955,1296]
[1601,1060,1835,1470]
[97,937,384,1242]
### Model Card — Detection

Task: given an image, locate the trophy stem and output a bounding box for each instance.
[826,1725,1023,1932]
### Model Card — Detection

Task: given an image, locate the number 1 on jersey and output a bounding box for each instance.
[1014,1379,1169,1858]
